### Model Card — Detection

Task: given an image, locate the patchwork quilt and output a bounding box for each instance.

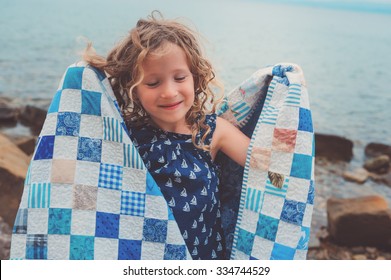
[10,61,315,260]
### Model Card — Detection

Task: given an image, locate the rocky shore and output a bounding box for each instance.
[1,96,391,260]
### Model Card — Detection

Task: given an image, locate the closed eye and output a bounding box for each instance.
[175,76,186,82]
[145,81,159,87]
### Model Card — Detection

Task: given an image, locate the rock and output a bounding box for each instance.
[352,254,367,260]
[8,135,37,155]
[0,99,19,126]
[369,172,391,188]
[315,133,353,162]
[342,168,369,184]
[363,155,390,174]
[0,133,29,226]
[0,216,11,260]
[327,196,391,249]
[365,143,391,158]
[18,105,47,133]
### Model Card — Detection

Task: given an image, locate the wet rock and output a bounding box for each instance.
[0,216,11,260]
[364,155,390,174]
[315,133,353,162]
[352,254,367,260]
[342,168,369,184]
[0,98,19,126]
[369,172,391,188]
[18,105,47,134]
[0,133,29,226]
[327,196,391,249]
[365,143,391,158]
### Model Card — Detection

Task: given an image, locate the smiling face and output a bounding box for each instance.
[135,43,195,134]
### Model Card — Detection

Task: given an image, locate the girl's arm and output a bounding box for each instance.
[211,116,251,167]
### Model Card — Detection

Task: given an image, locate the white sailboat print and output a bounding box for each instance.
[198,213,204,222]
[168,197,175,207]
[165,178,173,187]
[201,224,206,233]
[211,250,217,259]
[216,232,222,241]
[164,138,171,145]
[183,202,190,212]
[193,163,201,172]
[181,159,188,168]
[193,237,199,246]
[191,247,198,256]
[192,220,197,229]
[151,135,157,143]
[183,230,188,239]
[189,171,196,179]
[172,151,177,160]
[200,186,207,196]
[158,156,165,163]
[180,188,187,197]
[190,195,197,205]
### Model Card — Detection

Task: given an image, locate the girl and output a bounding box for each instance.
[84,13,250,260]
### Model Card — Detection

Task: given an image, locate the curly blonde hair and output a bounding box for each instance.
[83,12,222,150]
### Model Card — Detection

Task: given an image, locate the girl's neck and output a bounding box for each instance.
[149,119,192,135]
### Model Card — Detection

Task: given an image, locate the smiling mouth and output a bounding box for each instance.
[159,101,183,110]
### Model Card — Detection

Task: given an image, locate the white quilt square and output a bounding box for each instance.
[79,115,103,139]
[275,106,299,130]
[251,236,274,260]
[94,238,119,260]
[269,151,293,175]
[302,204,313,228]
[260,193,285,219]
[53,136,78,160]
[74,161,100,187]
[96,188,121,214]
[119,215,144,240]
[82,68,103,92]
[71,210,96,235]
[294,249,308,260]
[246,170,268,192]
[285,177,310,203]
[27,208,48,234]
[48,235,70,260]
[295,130,313,155]
[144,195,168,220]
[166,220,184,245]
[50,183,73,208]
[58,89,82,113]
[300,88,310,109]
[101,140,123,165]
[10,234,26,259]
[252,123,274,148]
[141,241,165,260]
[238,208,258,233]
[122,167,146,193]
[40,113,57,136]
[29,160,52,183]
[275,221,302,248]
[233,250,250,260]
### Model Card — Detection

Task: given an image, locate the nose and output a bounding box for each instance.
[160,81,178,99]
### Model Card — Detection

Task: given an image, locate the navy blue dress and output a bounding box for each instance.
[129,114,225,260]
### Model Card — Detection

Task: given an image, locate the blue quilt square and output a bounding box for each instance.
[34,135,55,160]
[63,67,84,90]
[26,234,47,259]
[70,235,94,260]
[120,191,145,217]
[48,208,72,235]
[56,112,81,136]
[290,153,312,179]
[77,137,102,162]
[48,90,62,113]
[143,218,167,243]
[281,199,306,226]
[98,163,123,190]
[164,244,187,260]
[118,239,142,260]
[298,108,313,132]
[271,243,296,260]
[307,180,315,205]
[297,226,310,250]
[95,212,120,239]
[236,228,255,256]
[13,208,28,234]
[81,90,101,116]
[146,172,162,196]
[255,214,279,241]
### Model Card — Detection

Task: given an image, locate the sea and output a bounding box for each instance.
[1,0,391,244]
